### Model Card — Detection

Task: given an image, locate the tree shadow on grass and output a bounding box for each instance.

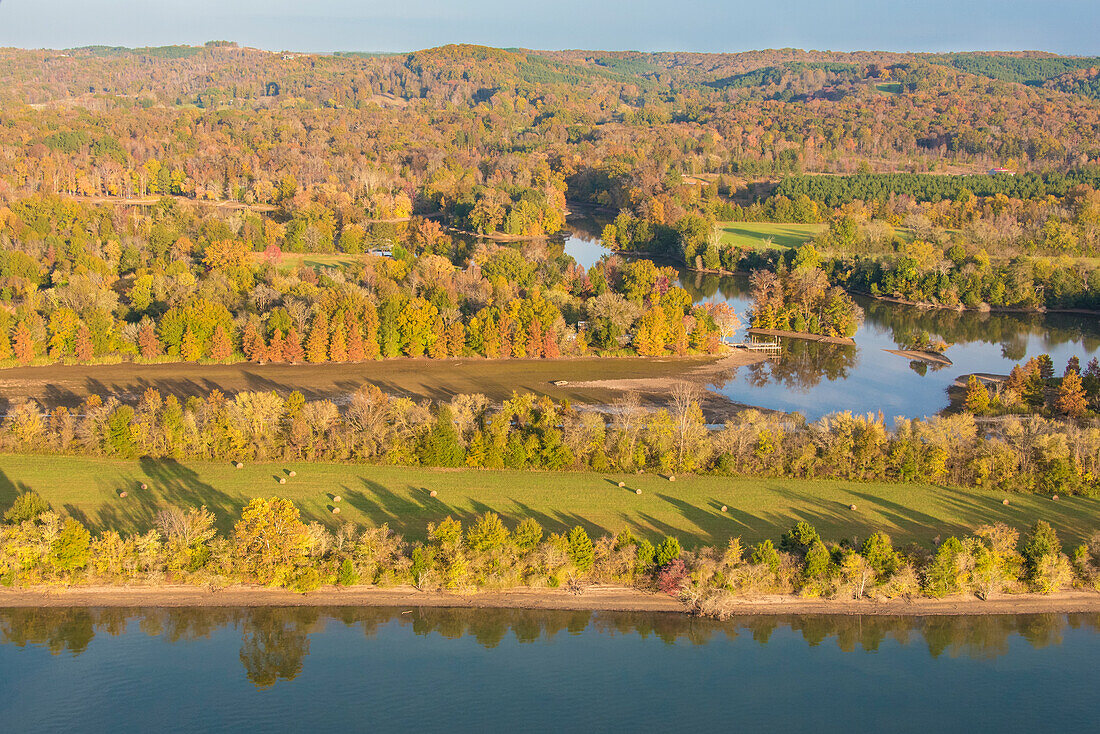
[0,468,31,515]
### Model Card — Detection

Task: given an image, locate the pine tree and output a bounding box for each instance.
[13,321,34,364]
[306,312,329,363]
[210,324,232,361]
[1056,370,1087,418]
[75,324,93,361]
[1022,367,1046,409]
[567,526,595,572]
[284,323,304,363]
[964,374,990,414]
[138,321,161,359]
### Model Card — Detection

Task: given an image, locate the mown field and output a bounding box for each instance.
[716,222,827,250]
[2,454,1095,547]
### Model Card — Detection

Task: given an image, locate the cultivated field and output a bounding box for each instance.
[0,354,759,418]
[2,454,1095,547]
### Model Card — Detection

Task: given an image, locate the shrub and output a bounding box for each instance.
[4,491,50,524]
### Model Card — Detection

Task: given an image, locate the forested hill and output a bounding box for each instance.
[1,43,1099,217]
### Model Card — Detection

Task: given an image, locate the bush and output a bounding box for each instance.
[336,558,359,587]
[3,491,50,524]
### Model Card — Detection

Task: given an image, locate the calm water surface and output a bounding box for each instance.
[0,607,1096,733]
[561,223,1100,420]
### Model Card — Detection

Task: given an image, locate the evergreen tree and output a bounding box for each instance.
[964,374,990,413]
[1022,367,1046,408]
[567,526,594,571]
[655,535,682,566]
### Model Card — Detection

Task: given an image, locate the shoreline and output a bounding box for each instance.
[3,584,1099,616]
[746,327,855,346]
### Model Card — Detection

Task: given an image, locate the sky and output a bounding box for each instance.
[1,0,1098,55]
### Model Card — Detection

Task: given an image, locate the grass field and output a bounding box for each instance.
[2,454,1095,548]
[716,222,827,250]
[252,252,368,269]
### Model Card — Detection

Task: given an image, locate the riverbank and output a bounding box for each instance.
[3,584,1099,616]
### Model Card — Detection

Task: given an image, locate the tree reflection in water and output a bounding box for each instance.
[1,607,1097,687]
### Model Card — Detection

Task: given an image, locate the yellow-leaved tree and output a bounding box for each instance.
[233,498,312,585]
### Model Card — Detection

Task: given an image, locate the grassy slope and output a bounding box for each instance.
[1,454,1095,548]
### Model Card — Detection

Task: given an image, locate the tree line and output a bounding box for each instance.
[3,387,1099,495]
[3,491,1098,620]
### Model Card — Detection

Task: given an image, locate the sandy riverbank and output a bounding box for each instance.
[3,584,1099,616]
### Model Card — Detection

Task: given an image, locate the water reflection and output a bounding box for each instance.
[561,221,1100,419]
[1,607,1096,688]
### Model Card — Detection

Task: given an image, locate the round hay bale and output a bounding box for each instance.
[635,488,642,495]
[429,490,438,498]
[617,481,626,488]
[235,462,244,469]
[331,506,341,515]
[119,491,128,498]
[720,505,728,513]
[279,477,287,485]
[1002,498,1010,506]
[333,495,342,503]
[140,483,148,490]
[1052,494,1059,501]
[849,504,857,511]
[668,475,676,482]
[289,470,297,477]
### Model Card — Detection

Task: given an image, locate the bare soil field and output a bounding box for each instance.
[0,354,764,419]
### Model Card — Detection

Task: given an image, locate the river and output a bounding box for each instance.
[560,221,1100,421]
[0,606,1095,732]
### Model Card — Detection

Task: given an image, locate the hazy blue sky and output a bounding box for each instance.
[2,0,1098,54]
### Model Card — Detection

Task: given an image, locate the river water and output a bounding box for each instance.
[560,224,1100,421]
[0,606,1095,733]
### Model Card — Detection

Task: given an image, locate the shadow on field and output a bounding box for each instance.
[0,468,32,515]
[81,457,242,534]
